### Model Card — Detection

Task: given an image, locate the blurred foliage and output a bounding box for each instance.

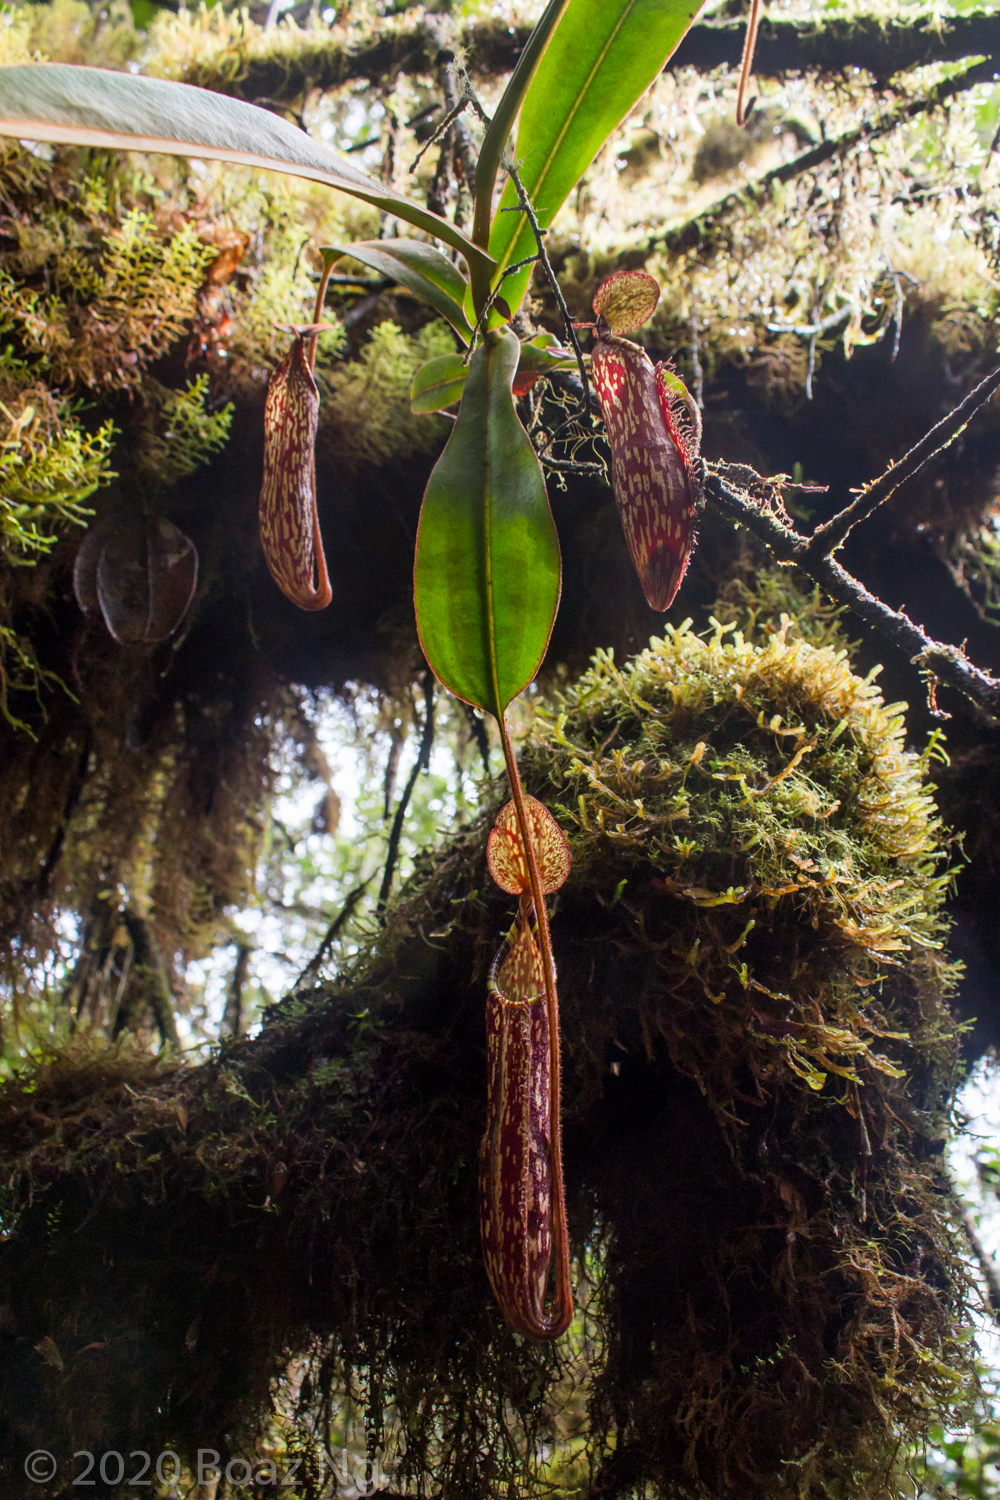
[134,374,233,489]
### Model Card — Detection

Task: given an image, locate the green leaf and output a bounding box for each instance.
[516,333,577,375]
[488,0,705,314]
[410,336,575,414]
[410,354,468,414]
[414,329,561,719]
[330,239,472,342]
[0,64,494,283]
[471,0,568,254]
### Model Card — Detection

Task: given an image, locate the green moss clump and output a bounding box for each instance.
[0,371,115,730]
[324,318,453,466]
[0,378,114,562]
[133,374,233,491]
[0,620,970,1500]
[530,618,952,1103]
[0,206,211,390]
[517,618,967,1498]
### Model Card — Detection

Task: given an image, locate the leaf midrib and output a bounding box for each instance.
[483,340,502,719]
[495,0,640,281]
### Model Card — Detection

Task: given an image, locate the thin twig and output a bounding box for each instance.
[295,877,374,986]
[409,97,470,173]
[503,163,593,412]
[464,253,538,361]
[427,24,481,192]
[462,702,492,777]
[805,360,1000,558]
[766,306,852,337]
[690,297,704,411]
[653,55,999,261]
[705,462,1000,718]
[541,457,606,475]
[948,1175,1000,1324]
[377,672,436,918]
[885,264,904,362]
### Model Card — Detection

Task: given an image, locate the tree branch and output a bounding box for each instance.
[376,670,436,917]
[951,1179,1000,1325]
[118,911,181,1050]
[672,10,1000,80]
[651,56,1000,261]
[178,11,1000,104]
[804,362,1000,559]
[706,463,1000,718]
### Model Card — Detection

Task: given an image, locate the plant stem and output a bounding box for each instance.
[497,709,573,1334]
[308,253,338,373]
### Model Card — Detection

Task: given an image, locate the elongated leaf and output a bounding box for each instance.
[0,64,494,281]
[471,0,568,254]
[410,354,467,414]
[331,239,472,342]
[488,0,705,314]
[516,333,576,374]
[414,329,560,719]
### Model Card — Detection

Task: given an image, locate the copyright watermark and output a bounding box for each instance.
[24,1453,58,1484]
[24,1447,389,1492]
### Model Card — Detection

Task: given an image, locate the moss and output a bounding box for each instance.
[0,207,211,390]
[0,620,970,1500]
[0,368,115,729]
[0,378,114,562]
[324,317,453,466]
[0,0,140,70]
[131,374,234,491]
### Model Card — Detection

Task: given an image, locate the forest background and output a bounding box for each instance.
[2,0,1000,1493]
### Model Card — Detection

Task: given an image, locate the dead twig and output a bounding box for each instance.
[706,460,1000,719]
[803,360,1000,559]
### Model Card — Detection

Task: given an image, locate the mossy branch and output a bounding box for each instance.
[650,55,1000,262]
[177,11,1000,103]
[0,622,969,1496]
[706,455,1000,718]
[673,9,1000,79]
